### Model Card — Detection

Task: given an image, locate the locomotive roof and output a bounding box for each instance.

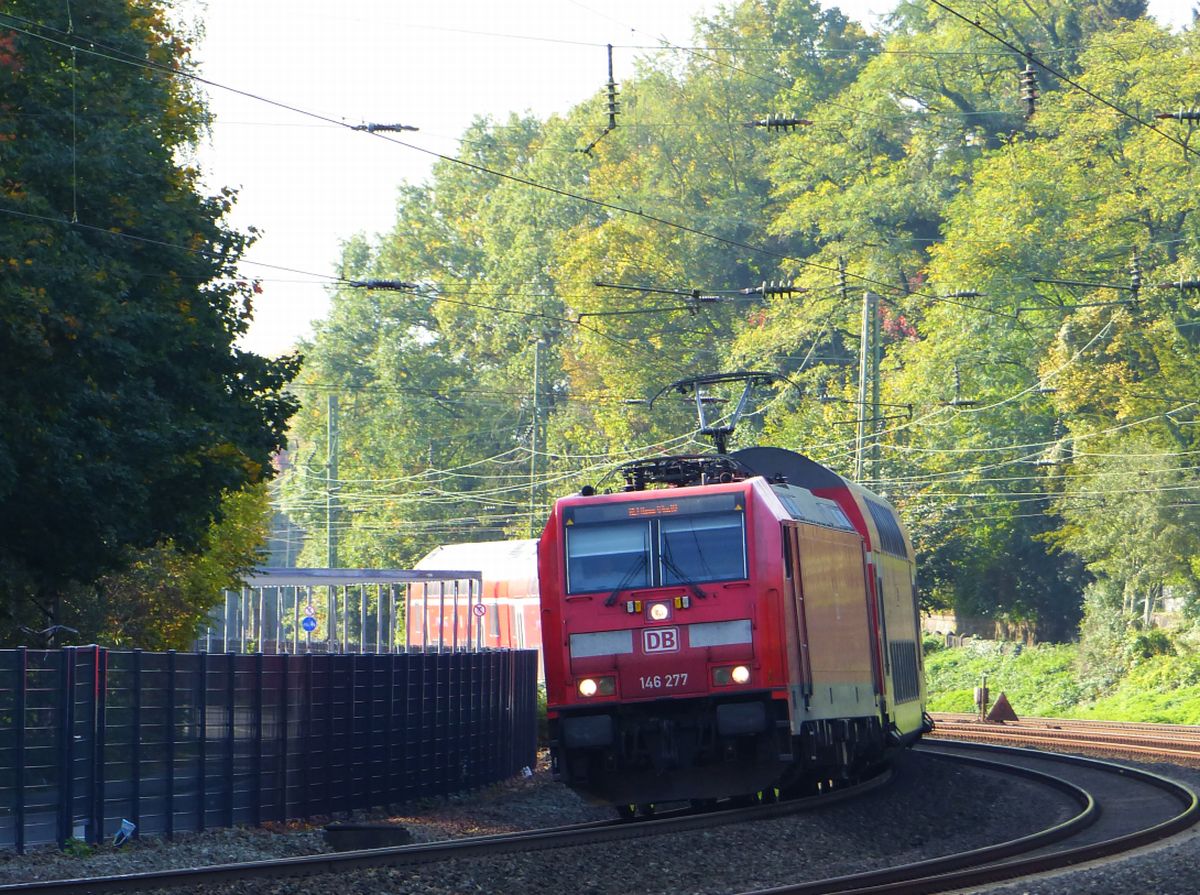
[731,446,846,490]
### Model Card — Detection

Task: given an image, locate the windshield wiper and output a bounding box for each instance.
[660,542,708,601]
[604,554,647,607]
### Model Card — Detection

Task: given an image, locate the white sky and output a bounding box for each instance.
[188,1,1193,357]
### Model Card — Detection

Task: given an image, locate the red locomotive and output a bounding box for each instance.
[537,376,929,808]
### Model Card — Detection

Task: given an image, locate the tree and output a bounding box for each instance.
[0,2,299,646]
[65,485,273,651]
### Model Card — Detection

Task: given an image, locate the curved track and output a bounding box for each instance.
[732,740,1198,895]
[5,742,1195,895]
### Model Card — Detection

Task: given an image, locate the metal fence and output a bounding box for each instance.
[0,646,538,853]
[199,568,483,654]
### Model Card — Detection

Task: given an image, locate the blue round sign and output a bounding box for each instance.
[301,616,318,633]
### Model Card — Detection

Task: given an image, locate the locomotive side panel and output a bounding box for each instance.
[786,522,878,726]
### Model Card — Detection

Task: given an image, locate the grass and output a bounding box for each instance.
[923,639,1200,723]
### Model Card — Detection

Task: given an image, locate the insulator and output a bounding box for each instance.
[1128,252,1142,296]
[1159,278,1200,291]
[1020,65,1038,119]
[1154,108,1200,121]
[746,114,812,130]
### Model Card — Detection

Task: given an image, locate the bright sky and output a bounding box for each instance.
[188,1,1192,357]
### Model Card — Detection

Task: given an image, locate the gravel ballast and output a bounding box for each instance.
[0,749,1195,894]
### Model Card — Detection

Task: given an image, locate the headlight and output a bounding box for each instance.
[577,676,616,697]
[713,664,752,686]
[648,602,671,621]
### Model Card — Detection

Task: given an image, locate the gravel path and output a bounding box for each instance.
[0,749,1194,894]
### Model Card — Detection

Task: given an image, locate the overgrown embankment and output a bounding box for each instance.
[923,634,1200,724]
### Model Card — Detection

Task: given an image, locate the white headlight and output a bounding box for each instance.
[731,665,751,684]
[649,602,670,621]
[578,678,599,697]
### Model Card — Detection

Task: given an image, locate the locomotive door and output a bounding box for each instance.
[783,524,813,698]
[785,522,878,720]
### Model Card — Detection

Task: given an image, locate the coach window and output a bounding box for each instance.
[660,513,746,584]
[566,522,651,594]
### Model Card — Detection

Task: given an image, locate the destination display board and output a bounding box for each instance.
[565,492,742,526]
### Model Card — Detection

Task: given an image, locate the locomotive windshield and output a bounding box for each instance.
[564,494,747,594]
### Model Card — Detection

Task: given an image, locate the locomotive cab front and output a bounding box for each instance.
[539,480,795,805]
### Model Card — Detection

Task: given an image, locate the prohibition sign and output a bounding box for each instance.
[472,603,487,618]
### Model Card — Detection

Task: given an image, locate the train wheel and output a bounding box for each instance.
[639,803,656,817]
[616,804,637,820]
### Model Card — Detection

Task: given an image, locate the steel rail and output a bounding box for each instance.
[931,712,1200,736]
[928,714,1200,765]
[930,724,1200,762]
[0,772,894,895]
[734,740,1200,895]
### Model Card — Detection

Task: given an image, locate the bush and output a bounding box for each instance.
[924,641,1082,717]
[536,683,548,747]
[924,638,1200,723]
[1130,628,1174,661]
[1075,581,1130,698]
[921,634,945,655]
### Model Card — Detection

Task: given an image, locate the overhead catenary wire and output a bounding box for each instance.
[926,0,1199,159]
[0,13,1018,323]
[7,12,1190,537]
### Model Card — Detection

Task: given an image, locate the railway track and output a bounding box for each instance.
[4,741,1195,895]
[928,713,1200,765]
[0,773,892,895]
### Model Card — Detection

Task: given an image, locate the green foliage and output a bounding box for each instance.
[0,1,298,645]
[927,628,1200,723]
[1075,579,1132,696]
[924,640,1084,715]
[537,683,549,747]
[921,633,945,655]
[278,0,1198,652]
[1130,628,1175,660]
[69,485,272,650]
[62,838,94,858]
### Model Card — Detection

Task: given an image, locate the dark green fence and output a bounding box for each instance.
[0,647,538,852]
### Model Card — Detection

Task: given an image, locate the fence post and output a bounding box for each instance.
[165,650,176,840]
[302,652,313,819]
[131,649,142,839]
[91,647,108,845]
[384,653,396,805]
[225,652,235,828]
[278,654,289,822]
[57,647,75,848]
[359,585,367,655]
[323,656,334,816]
[198,651,207,832]
[14,647,26,855]
[350,654,362,809]
[253,651,263,827]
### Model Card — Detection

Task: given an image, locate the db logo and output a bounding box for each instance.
[642,627,679,653]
